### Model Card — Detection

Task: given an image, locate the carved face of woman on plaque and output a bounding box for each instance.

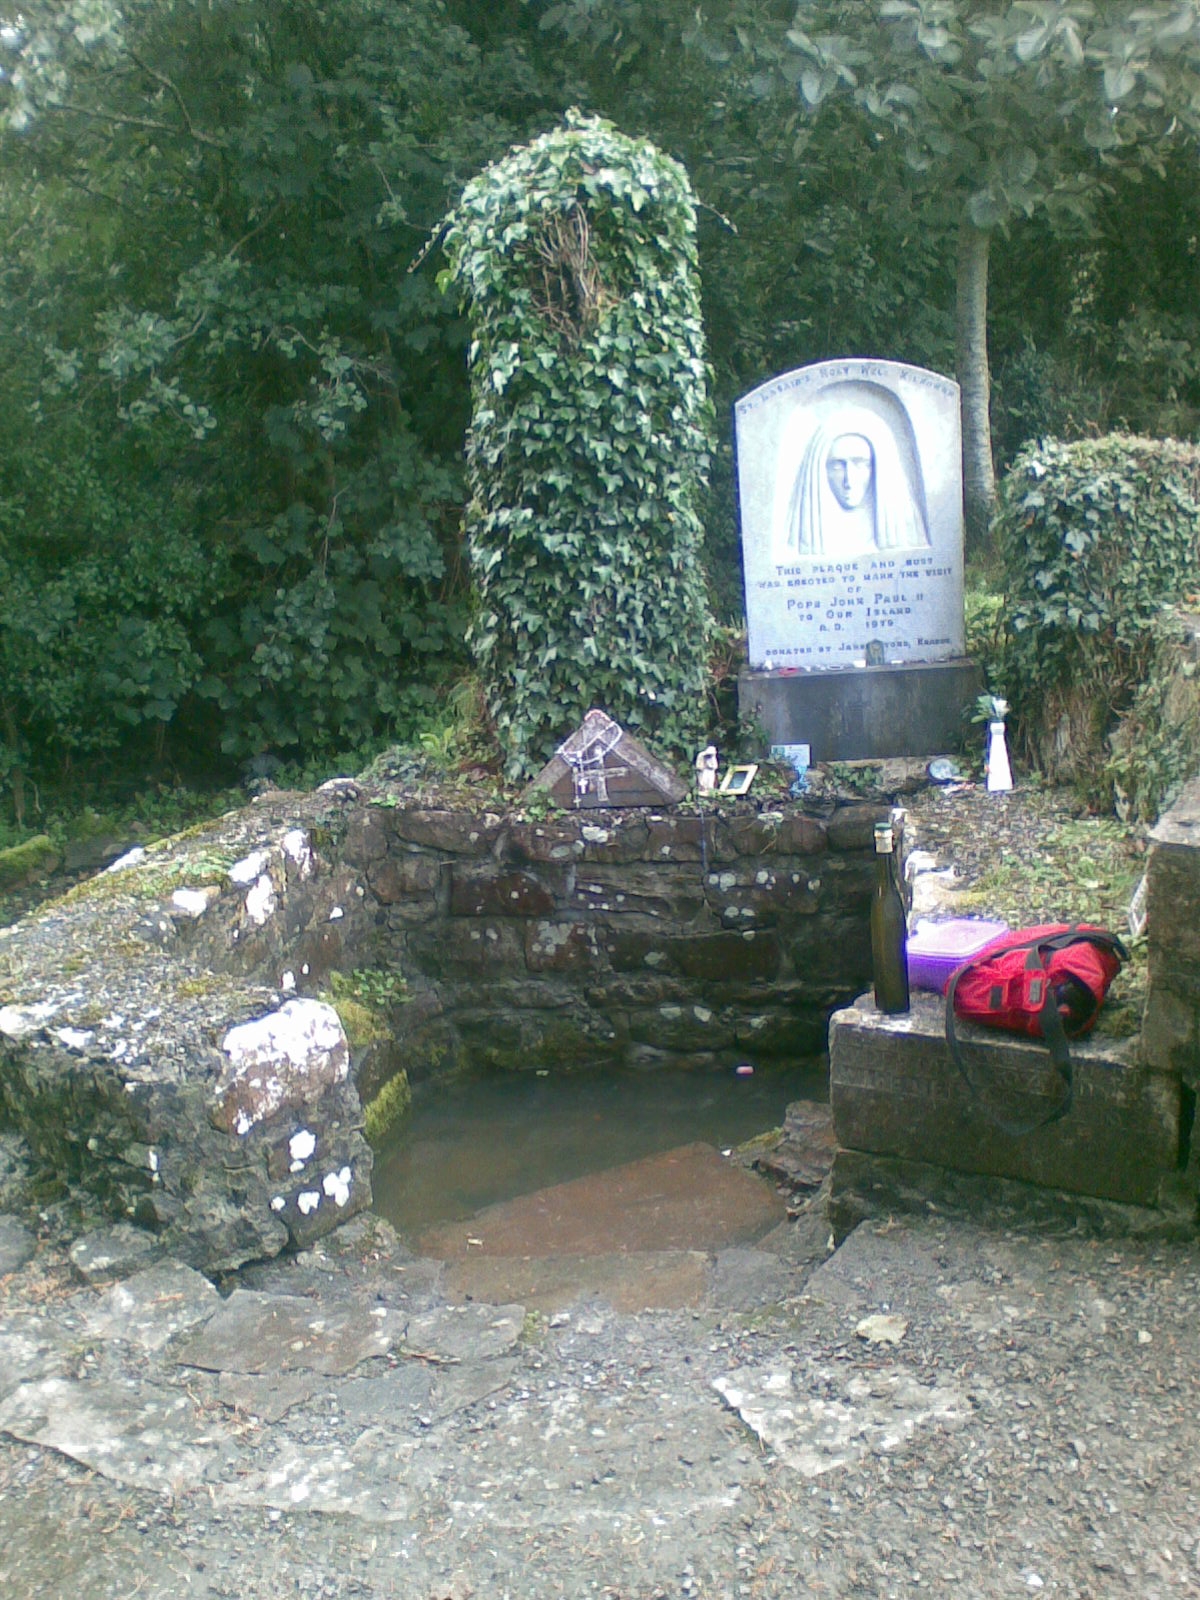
[781,410,931,558]
[824,433,874,512]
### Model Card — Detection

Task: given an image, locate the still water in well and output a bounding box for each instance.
[371,1059,827,1240]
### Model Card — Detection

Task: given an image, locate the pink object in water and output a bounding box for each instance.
[906,918,1010,992]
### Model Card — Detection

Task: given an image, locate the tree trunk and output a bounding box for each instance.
[956,215,995,550]
[1,699,25,828]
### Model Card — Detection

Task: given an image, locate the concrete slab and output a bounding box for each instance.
[712,1361,974,1479]
[175,1289,399,1376]
[830,990,1179,1205]
[0,1375,222,1493]
[83,1261,221,1352]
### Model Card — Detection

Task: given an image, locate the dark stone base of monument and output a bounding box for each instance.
[738,658,982,761]
[829,991,1180,1208]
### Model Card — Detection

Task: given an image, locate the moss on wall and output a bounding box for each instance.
[363,1070,412,1144]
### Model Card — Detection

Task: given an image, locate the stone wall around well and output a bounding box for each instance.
[324,799,882,1097]
[0,784,889,1272]
[1140,773,1200,1201]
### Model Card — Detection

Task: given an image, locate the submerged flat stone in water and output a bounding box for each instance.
[416,1141,784,1261]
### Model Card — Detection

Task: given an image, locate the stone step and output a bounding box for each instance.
[440,1248,711,1314]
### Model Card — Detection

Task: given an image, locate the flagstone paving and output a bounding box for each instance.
[1,1165,1199,1598]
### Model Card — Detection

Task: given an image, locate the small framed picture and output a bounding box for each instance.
[719,763,759,795]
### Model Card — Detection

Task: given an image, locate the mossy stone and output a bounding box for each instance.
[0,835,61,891]
[331,997,390,1049]
[363,1070,412,1143]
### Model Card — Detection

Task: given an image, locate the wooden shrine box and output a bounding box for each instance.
[525,709,688,810]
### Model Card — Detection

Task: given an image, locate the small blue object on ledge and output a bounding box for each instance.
[770,742,810,795]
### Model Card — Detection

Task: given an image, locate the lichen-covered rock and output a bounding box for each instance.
[216,999,349,1137]
[0,789,372,1274]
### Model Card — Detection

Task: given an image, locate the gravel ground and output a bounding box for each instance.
[1,1207,1199,1599]
[902,780,1146,926]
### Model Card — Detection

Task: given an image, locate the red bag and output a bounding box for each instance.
[945,923,1128,1135]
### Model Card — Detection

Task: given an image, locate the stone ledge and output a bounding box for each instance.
[830,991,1180,1207]
[828,1148,1196,1245]
[0,778,882,1272]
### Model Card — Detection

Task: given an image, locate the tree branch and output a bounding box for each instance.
[49,98,224,149]
[125,47,220,148]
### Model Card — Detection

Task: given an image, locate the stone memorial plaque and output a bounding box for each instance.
[735,360,964,671]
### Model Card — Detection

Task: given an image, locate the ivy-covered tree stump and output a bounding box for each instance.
[441,110,715,778]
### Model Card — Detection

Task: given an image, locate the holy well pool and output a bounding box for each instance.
[370,1059,827,1240]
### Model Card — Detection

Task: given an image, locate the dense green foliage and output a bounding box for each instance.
[1105,611,1200,824]
[0,1,1199,822]
[441,112,714,775]
[0,0,537,800]
[997,434,1200,808]
[688,0,1200,541]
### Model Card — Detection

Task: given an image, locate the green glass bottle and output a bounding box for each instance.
[870,821,910,1014]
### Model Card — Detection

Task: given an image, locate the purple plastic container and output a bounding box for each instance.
[906,918,1009,992]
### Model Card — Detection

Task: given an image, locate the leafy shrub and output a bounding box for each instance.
[440,110,715,778]
[989,340,1094,473]
[0,432,215,784]
[1105,611,1200,824]
[997,434,1200,806]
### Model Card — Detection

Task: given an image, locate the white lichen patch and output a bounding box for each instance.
[328,906,344,921]
[55,1027,96,1051]
[322,1166,352,1207]
[0,1000,64,1038]
[228,849,271,887]
[282,829,313,878]
[105,846,147,874]
[171,886,219,918]
[280,971,296,991]
[289,1128,317,1169]
[297,1191,321,1216]
[271,1195,287,1212]
[218,999,350,1136]
[245,874,278,926]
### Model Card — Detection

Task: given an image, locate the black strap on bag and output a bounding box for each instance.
[944,926,1128,1139]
